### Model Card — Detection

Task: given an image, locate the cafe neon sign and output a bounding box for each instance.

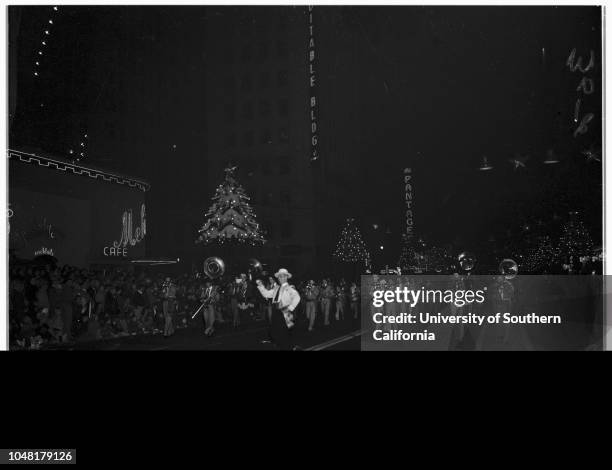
[104,204,147,257]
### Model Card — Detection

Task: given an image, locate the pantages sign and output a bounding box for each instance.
[103,203,147,257]
[404,168,414,240]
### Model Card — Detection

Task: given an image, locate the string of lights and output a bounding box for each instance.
[33,6,59,80]
[333,218,370,263]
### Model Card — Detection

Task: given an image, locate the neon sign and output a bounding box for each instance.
[34,247,54,257]
[104,204,146,257]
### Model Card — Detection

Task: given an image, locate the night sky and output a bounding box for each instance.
[9,6,602,266]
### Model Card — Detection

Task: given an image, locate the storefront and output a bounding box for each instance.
[8,149,150,267]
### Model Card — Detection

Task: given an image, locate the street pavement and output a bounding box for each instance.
[51,316,363,351]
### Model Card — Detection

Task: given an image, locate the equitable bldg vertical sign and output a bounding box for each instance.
[308,5,318,161]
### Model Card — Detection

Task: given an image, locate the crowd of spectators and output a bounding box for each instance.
[8,263,209,350]
[8,261,365,350]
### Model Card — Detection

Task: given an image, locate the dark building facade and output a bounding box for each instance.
[203,6,319,276]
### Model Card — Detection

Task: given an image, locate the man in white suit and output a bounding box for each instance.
[256,268,301,350]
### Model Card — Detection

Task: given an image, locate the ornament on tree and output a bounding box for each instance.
[196,165,266,246]
[333,218,370,263]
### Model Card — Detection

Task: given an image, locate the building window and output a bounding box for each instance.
[258,42,268,62]
[260,129,272,145]
[279,128,289,143]
[222,76,234,93]
[259,71,270,89]
[243,130,254,147]
[259,99,271,117]
[277,39,288,58]
[224,103,235,122]
[280,188,292,205]
[280,220,293,239]
[224,133,236,148]
[240,74,252,92]
[279,159,290,175]
[242,101,253,120]
[241,44,252,62]
[277,70,288,87]
[278,98,289,117]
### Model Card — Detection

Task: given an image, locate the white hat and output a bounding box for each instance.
[275,268,292,279]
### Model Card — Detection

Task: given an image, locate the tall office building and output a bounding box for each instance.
[204,6,318,276]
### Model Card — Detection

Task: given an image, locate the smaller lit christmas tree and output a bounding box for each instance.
[398,234,417,269]
[333,218,370,263]
[196,165,266,246]
[554,212,593,263]
[522,235,555,273]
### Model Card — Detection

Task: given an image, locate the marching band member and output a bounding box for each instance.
[304,280,319,332]
[162,277,177,338]
[228,276,241,328]
[200,280,219,337]
[265,276,278,323]
[349,282,360,320]
[255,268,300,350]
[236,273,253,322]
[335,280,347,322]
[319,279,334,326]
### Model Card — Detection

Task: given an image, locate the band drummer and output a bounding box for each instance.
[255,268,300,350]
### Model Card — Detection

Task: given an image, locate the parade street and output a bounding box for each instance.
[50,318,363,351]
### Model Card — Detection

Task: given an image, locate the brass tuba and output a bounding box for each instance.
[203,256,225,279]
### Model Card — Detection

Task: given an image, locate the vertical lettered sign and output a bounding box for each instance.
[404,168,413,240]
[308,5,318,161]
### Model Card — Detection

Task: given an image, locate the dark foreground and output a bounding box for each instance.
[48,317,363,351]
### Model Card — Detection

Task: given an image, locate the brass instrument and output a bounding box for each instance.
[203,256,225,279]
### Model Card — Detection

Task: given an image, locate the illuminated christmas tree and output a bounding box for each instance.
[333,218,370,263]
[522,235,555,273]
[196,165,266,245]
[398,234,417,269]
[554,212,593,263]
